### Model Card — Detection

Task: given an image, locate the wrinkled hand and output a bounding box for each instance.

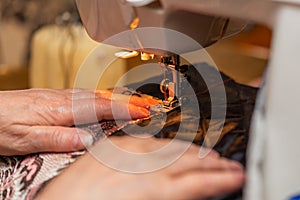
[0,89,158,155]
[36,136,245,200]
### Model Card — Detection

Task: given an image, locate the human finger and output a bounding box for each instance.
[197,147,220,158]
[65,88,87,94]
[112,94,159,108]
[72,98,149,124]
[165,143,242,175]
[96,90,160,108]
[23,126,93,154]
[165,170,245,200]
[71,89,159,107]
[167,154,243,176]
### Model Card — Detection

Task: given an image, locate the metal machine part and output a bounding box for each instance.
[157,54,181,108]
[76,0,247,54]
[118,51,188,109]
[76,1,300,198]
[76,0,244,108]
[156,54,191,109]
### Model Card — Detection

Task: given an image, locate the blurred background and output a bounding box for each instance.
[0,0,271,90]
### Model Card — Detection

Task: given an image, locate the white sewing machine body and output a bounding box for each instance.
[76,0,300,199]
[76,0,247,53]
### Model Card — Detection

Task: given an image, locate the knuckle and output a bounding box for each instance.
[50,128,78,151]
[50,129,66,147]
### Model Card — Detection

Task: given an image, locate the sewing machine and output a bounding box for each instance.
[76,0,300,200]
[76,0,247,108]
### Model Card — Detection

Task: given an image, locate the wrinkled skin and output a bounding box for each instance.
[0,88,158,156]
[0,88,245,199]
[36,136,245,200]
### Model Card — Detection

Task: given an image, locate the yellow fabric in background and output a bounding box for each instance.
[29,24,268,90]
[29,25,128,89]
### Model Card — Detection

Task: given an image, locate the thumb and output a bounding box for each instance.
[27,126,93,153]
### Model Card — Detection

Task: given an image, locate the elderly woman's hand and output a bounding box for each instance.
[0,88,157,155]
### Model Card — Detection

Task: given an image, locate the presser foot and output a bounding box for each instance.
[150,99,180,114]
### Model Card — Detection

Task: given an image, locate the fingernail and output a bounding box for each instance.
[139,107,150,117]
[228,160,244,171]
[78,132,94,147]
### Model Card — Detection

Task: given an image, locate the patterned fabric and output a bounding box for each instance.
[0,152,84,200]
[0,117,137,200]
[0,64,258,200]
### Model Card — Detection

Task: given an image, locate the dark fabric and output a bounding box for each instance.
[127,63,258,200]
[0,63,257,200]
